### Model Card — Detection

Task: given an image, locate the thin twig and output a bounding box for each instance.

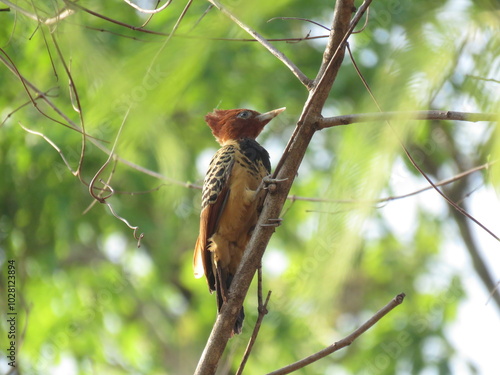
[145,0,193,76]
[345,44,499,242]
[89,108,130,201]
[466,74,500,84]
[66,0,331,44]
[258,264,264,307]
[138,0,161,28]
[19,124,149,248]
[88,109,144,246]
[0,47,203,189]
[207,0,312,88]
[0,48,88,135]
[318,110,498,128]
[352,6,370,34]
[49,31,87,179]
[236,289,272,375]
[18,124,77,174]
[486,281,500,306]
[1,88,58,127]
[266,293,406,375]
[296,161,495,204]
[103,199,145,247]
[268,17,331,31]
[313,0,372,88]
[1,0,74,24]
[191,4,213,30]
[273,0,371,178]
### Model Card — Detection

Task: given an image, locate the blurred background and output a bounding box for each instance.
[0,0,499,374]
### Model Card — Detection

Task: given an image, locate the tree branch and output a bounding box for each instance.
[266,293,406,375]
[445,163,500,311]
[318,110,498,129]
[236,290,272,375]
[0,0,75,24]
[207,0,313,88]
[288,160,495,205]
[194,1,358,374]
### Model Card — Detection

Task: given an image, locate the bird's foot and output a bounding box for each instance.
[258,175,288,194]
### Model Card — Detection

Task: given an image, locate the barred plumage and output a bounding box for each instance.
[193,107,284,335]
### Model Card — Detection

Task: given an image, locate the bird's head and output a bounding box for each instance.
[205,107,286,145]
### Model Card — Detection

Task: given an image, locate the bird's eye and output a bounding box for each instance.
[237,110,251,119]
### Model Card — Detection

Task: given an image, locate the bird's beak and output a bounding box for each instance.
[256,107,286,122]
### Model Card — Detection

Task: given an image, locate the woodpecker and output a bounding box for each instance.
[194,107,285,335]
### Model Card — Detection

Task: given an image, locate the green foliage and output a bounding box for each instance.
[0,1,499,374]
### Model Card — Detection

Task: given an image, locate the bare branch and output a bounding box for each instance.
[0,48,86,135]
[273,0,366,176]
[145,0,194,75]
[19,119,144,246]
[319,110,498,129]
[0,0,74,24]
[18,123,77,175]
[194,2,359,374]
[444,160,500,311]
[48,32,87,179]
[102,199,145,247]
[268,17,331,31]
[1,45,202,190]
[353,6,370,34]
[266,293,406,375]
[313,0,372,90]
[236,289,272,375]
[287,160,495,205]
[1,88,57,127]
[466,74,500,84]
[342,35,499,242]
[207,0,312,88]
[88,109,144,246]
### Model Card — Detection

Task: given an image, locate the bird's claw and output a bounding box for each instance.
[262,176,288,193]
[260,218,283,227]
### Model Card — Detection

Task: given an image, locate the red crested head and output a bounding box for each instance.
[205,107,286,145]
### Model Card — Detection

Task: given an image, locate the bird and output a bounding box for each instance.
[193,107,285,335]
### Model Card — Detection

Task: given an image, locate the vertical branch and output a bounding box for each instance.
[194,1,359,374]
[273,0,371,176]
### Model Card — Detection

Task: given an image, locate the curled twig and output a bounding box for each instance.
[102,198,145,247]
[88,109,144,246]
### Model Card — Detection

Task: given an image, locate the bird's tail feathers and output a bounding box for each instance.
[215,265,244,336]
[193,236,205,278]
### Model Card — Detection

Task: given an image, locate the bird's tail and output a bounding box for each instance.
[215,268,245,336]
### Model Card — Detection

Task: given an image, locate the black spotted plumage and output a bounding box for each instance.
[201,145,236,209]
[238,138,271,174]
[194,107,284,336]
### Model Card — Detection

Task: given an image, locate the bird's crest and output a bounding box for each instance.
[205,107,285,145]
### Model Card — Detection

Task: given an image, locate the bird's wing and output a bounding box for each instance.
[193,145,236,290]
